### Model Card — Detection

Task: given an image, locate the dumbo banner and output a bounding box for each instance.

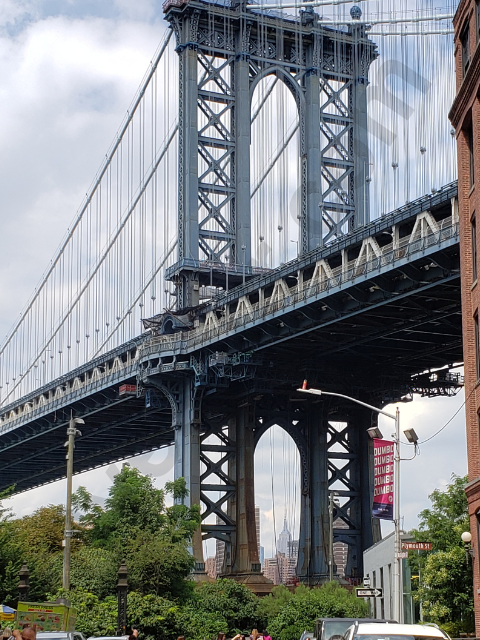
[372,438,394,520]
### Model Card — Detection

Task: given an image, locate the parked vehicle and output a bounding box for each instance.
[343,622,450,640]
[37,632,85,640]
[314,618,396,640]
[87,636,129,640]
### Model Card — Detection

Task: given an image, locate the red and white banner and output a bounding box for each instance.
[372,438,394,520]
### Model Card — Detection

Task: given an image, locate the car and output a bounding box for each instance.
[37,632,86,640]
[87,636,129,640]
[314,618,396,640]
[342,622,450,640]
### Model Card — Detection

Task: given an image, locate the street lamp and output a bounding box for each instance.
[63,416,84,590]
[461,531,474,560]
[298,383,417,623]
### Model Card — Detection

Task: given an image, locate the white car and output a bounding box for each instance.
[37,632,86,640]
[87,636,129,640]
[343,623,450,640]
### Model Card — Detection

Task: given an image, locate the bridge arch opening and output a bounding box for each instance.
[254,423,301,584]
[250,74,301,269]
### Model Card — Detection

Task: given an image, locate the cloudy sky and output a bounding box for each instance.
[0,0,467,560]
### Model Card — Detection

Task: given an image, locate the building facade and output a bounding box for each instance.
[450,0,480,633]
[363,532,414,623]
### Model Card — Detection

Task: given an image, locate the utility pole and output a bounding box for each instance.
[328,492,338,582]
[63,417,84,590]
[117,560,128,636]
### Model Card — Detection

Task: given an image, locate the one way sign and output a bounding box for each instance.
[356,588,383,598]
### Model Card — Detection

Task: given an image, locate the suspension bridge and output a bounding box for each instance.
[0,0,462,583]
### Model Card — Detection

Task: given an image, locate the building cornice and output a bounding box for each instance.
[465,475,480,499]
[450,43,480,128]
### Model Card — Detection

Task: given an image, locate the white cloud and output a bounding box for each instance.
[0,13,167,336]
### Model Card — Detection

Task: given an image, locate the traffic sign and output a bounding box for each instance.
[356,588,383,598]
[401,541,432,551]
[363,576,371,588]
[396,551,409,559]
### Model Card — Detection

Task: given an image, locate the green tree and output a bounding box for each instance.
[127,591,179,640]
[69,547,118,599]
[266,582,368,640]
[90,465,166,548]
[412,474,470,550]
[410,474,473,633]
[190,578,260,635]
[0,486,24,605]
[257,584,294,622]
[416,547,473,634]
[10,505,68,601]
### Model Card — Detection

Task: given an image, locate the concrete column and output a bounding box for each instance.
[304,69,323,251]
[174,378,204,568]
[230,403,259,574]
[235,54,252,265]
[297,402,329,582]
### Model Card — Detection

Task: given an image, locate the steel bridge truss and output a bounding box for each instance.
[166,0,377,306]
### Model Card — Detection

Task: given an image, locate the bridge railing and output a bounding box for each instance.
[139,215,459,354]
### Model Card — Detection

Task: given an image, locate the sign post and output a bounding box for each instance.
[356,587,383,598]
[401,542,432,551]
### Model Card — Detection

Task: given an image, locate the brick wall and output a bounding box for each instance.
[451,0,480,630]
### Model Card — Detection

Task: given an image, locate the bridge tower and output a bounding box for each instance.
[161,0,378,585]
[164,0,377,309]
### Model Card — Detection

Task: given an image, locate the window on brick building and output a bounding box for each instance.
[475,311,480,379]
[477,511,480,575]
[476,0,480,43]
[468,122,475,188]
[472,213,477,282]
[462,22,471,76]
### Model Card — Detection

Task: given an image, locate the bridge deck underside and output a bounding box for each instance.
[248,277,462,394]
[0,382,174,493]
[0,270,462,495]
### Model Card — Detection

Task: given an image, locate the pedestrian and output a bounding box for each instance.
[128,629,139,640]
[13,627,36,640]
[262,631,271,640]
[250,629,259,640]
[216,633,225,640]
[2,628,14,640]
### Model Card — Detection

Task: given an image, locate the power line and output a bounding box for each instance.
[418,386,473,444]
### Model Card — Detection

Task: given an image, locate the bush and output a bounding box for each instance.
[267,583,368,640]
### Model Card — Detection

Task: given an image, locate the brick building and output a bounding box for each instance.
[450,0,480,632]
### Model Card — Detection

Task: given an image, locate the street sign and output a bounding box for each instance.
[396,551,409,559]
[401,541,432,551]
[356,588,383,598]
[363,576,371,587]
